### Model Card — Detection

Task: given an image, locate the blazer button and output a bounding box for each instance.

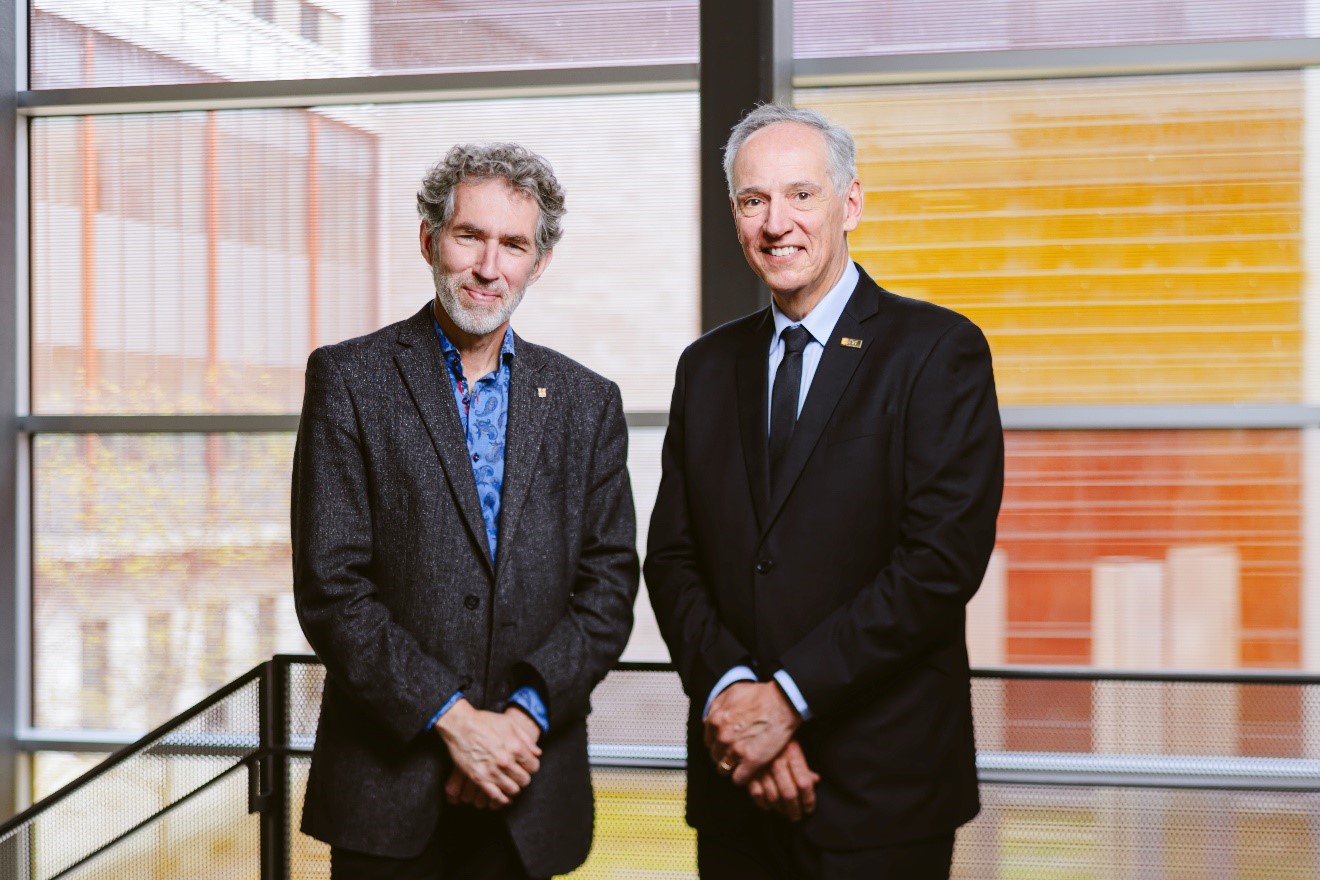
[464,595,480,610]
[755,559,775,574]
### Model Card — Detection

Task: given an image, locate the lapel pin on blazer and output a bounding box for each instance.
[840,337,863,349]
[537,387,548,398]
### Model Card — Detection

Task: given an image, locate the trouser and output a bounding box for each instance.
[697,821,956,880]
[330,808,543,880]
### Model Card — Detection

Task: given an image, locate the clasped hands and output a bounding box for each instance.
[434,698,542,810]
[704,681,820,822]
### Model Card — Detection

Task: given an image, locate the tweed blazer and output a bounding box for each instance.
[292,302,639,875]
[646,266,1004,849]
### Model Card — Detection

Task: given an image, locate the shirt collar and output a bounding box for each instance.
[770,259,859,348]
[432,315,517,377]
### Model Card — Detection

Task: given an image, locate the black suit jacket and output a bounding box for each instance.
[291,303,639,875]
[645,266,1003,848]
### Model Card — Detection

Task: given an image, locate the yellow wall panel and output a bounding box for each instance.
[801,73,1304,405]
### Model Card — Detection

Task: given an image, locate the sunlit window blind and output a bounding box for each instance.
[32,434,299,731]
[801,74,1308,673]
[30,0,699,89]
[800,73,1305,405]
[795,0,1306,59]
[999,431,1301,668]
[31,94,699,416]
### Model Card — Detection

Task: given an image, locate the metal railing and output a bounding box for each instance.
[5,657,1320,878]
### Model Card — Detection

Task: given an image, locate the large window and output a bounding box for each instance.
[20,0,697,795]
[13,1,1320,867]
[799,68,1315,674]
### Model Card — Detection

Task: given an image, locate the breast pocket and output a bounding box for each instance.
[827,427,890,449]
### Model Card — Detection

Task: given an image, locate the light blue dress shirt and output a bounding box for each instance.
[705,260,861,723]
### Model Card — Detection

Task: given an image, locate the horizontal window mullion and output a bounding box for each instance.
[1001,404,1320,430]
[793,38,1320,88]
[18,412,674,433]
[18,414,300,433]
[19,407,1320,434]
[17,64,701,117]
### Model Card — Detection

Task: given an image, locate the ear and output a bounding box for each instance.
[419,219,435,266]
[841,179,864,233]
[527,248,554,286]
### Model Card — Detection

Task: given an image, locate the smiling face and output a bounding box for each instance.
[731,121,863,320]
[421,177,552,342]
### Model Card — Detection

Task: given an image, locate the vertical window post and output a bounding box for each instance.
[699,0,792,332]
[0,0,20,823]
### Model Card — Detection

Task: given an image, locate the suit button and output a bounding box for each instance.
[464,595,480,610]
[755,559,775,574]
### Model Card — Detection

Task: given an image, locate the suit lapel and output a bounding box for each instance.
[736,310,775,531]
[393,304,494,577]
[495,335,551,581]
[764,271,882,528]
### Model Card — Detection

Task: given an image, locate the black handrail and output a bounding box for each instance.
[969,664,1320,686]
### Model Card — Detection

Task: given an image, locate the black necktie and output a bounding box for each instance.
[769,325,811,485]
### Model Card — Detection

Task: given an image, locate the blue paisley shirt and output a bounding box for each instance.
[428,319,549,734]
[435,322,514,564]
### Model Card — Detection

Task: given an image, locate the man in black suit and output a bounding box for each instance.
[646,104,1004,879]
[292,143,639,879]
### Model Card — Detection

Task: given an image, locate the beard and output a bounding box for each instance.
[431,261,528,337]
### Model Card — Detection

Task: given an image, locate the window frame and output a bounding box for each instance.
[9,0,1320,817]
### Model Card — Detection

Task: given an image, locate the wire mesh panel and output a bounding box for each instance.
[957,784,1320,879]
[14,660,1320,879]
[289,757,329,880]
[586,668,688,764]
[568,768,694,879]
[972,676,1320,775]
[59,765,259,880]
[288,660,325,751]
[0,676,260,880]
[969,674,1320,877]
[285,662,695,877]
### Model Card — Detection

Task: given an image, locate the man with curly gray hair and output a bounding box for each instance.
[294,143,639,879]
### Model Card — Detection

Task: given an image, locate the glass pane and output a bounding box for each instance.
[990,429,1301,668]
[795,0,1307,60]
[32,433,303,731]
[31,93,699,415]
[798,73,1305,405]
[30,0,698,90]
[625,426,669,662]
[32,426,665,734]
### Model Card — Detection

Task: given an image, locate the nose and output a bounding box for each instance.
[474,240,500,281]
[763,197,792,236]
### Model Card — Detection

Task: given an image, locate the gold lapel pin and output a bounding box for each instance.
[840,337,863,349]
[537,387,548,398]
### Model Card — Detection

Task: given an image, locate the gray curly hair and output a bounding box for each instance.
[723,104,857,198]
[417,143,566,260]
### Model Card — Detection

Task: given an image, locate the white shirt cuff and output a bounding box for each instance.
[772,668,812,721]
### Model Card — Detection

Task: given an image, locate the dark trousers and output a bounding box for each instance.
[331,808,543,880]
[697,822,955,880]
